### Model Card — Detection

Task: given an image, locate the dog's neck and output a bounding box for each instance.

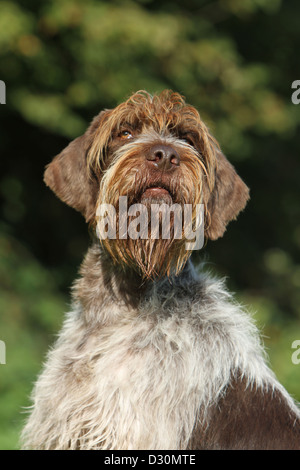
[72,241,195,324]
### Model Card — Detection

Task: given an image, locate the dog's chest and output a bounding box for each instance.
[23,274,275,450]
[67,311,204,449]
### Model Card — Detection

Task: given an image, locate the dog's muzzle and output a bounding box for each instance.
[146,144,180,171]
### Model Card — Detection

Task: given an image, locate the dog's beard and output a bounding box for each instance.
[95,142,206,279]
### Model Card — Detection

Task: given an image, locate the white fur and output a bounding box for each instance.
[21,261,298,450]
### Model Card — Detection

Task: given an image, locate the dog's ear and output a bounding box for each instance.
[44,111,109,222]
[205,151,249,240]
[44,135,99,222]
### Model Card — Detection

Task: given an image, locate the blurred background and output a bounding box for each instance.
[0,0,300,450]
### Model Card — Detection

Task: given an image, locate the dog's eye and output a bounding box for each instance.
[119,130,133,140]
[182,136,194,147]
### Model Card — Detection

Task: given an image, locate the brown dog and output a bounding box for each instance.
[22,90,300,449]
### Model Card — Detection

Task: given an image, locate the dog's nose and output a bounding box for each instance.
[146,144,180,170]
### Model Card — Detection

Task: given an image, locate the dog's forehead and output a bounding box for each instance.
[108,93,201,134]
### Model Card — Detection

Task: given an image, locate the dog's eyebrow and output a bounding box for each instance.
[118,120,140,131]
[119,121,134,129]
[176,123,198,135]
[175,128,199,142]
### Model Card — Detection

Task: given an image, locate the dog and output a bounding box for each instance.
[22,90,300,450]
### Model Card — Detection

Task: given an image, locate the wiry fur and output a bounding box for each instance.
[22,90,300,450]
[96,129,207,278]
[22,246,295,450]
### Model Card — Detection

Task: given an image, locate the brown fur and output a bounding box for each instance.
[189,375,300,450]
[22,91,300,450]
[44,90,249,278]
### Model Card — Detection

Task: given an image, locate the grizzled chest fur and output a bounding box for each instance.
[22,245,276,450]
[53,259,212,450]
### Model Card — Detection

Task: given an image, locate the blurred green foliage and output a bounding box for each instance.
[0,0,300,449]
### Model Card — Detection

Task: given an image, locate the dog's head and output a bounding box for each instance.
[44,90,249,279]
